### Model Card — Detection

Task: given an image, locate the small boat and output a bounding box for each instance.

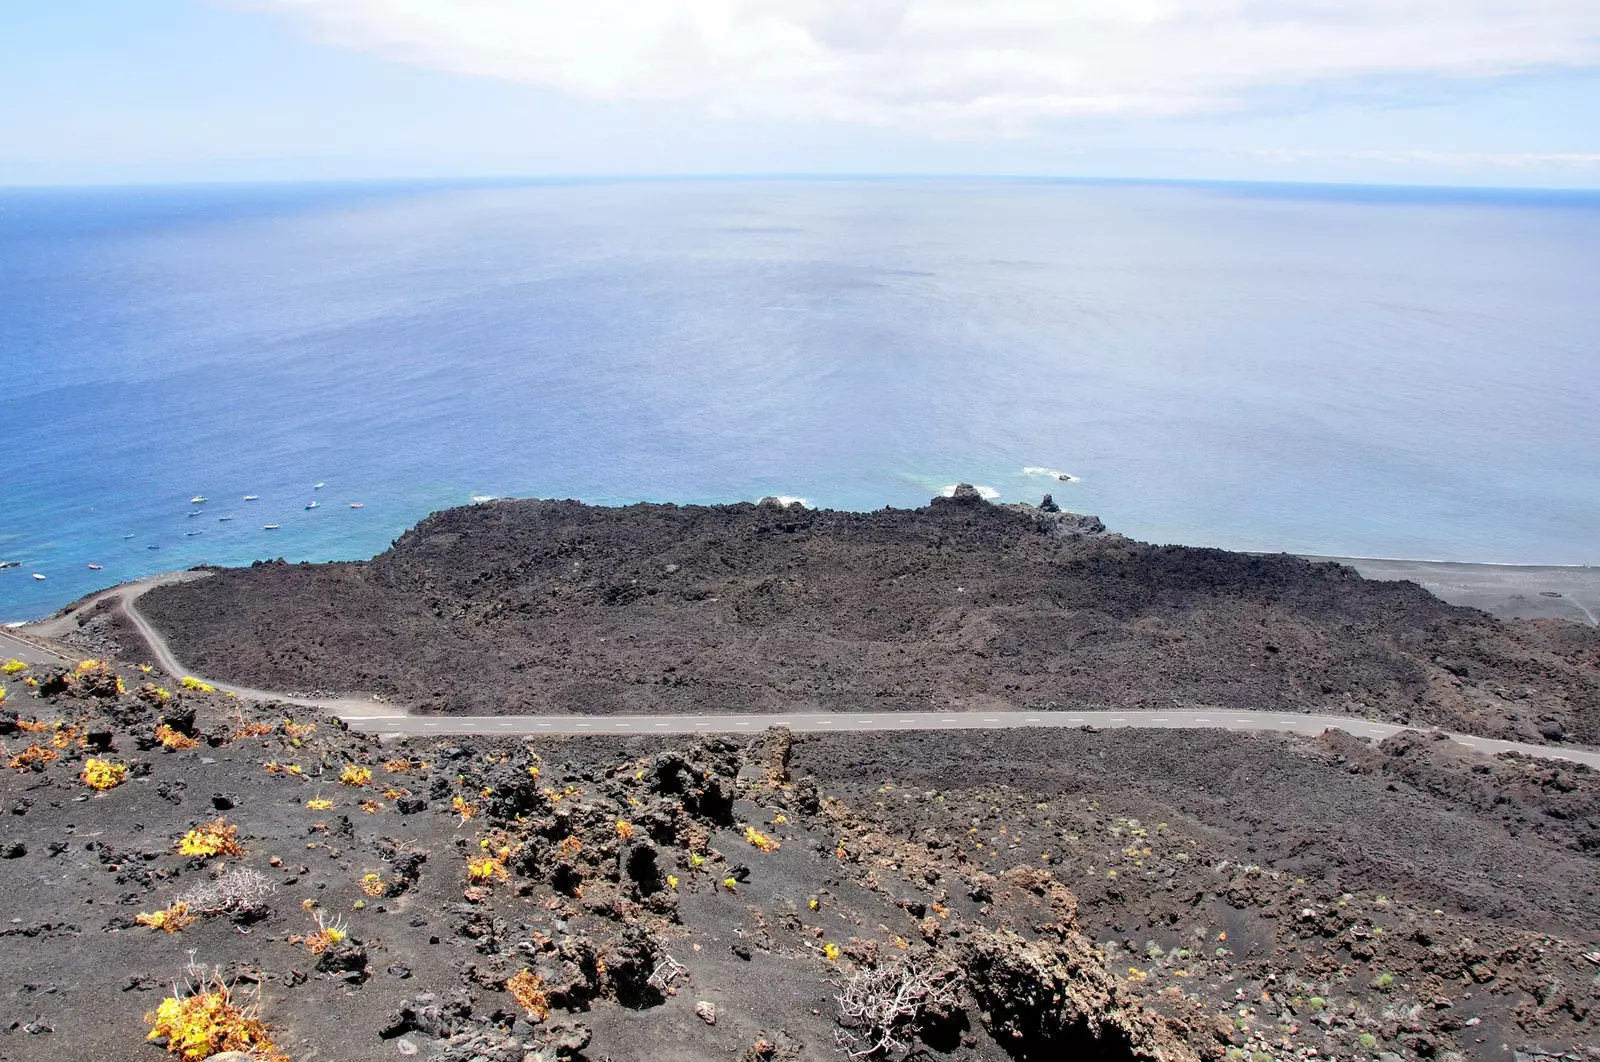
[263,524,280,530]
[314,482,325,489]
[0,560,18,569]
[190,495,206,504]
[87,564,102,570]
[184,530,203,537]
[243,495,260,501]
[187,511,202,517]
[305,501,319,510]
[146,544,161,550]
[32,573,45,580]
[349,503,364,509]
[122,534,135,539]
[218,515,233,522]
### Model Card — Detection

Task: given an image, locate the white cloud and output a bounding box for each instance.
[241,0,1600,132]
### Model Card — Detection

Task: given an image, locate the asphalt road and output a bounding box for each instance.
[0,627,77,668]
[340,708,1600,769]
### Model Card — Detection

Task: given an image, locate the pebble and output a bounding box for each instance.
[695,1001,717,1026]
[396,1038,418,1055]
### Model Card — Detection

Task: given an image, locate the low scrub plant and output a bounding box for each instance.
[338,763,372,786]
[292,911,348,954]
[7,743,59,771]
[177,818,244,859]
[81,757,127,790]
[505,969,549,1021]
[1,658,27,674]
[467,855,509,884]
[136,902,197,933]
[744,827,781,852]
[183,867,275,918]
[178,676,214,693]
[155,723,199,751]
[145,971,279,1061]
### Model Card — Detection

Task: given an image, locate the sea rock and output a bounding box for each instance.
[1001,500,1108,541]
[945,483,987,506]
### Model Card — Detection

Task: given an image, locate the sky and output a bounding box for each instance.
[1,0,1598,188]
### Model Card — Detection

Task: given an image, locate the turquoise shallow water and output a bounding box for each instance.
[3,178,1598,621]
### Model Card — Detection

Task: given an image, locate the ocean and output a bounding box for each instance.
[3,177,1598,621]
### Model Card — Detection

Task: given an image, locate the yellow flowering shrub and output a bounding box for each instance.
[467,854,509,883]
[822,942,842,961]
[338,764,372,787]
[744,827,781,852]
[7,744,59,771]
[155,723,199,751]
[281,719,315,741]
[178,676,214,693]
[305,797,333,810]
[505,970,549,1020]
[616,820,636,841]
[81,758,127,790]
[1,658,27,674]
[291,913,347,954]
[144,978,278,1061]
[136,902,195,933]
[359,873,386,897]
[177,818,243,858]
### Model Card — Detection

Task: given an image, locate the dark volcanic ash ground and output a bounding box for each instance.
[1,657,1598,1062]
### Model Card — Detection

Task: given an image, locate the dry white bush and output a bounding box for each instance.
[181,867,275,917]
[833,961,960,1060]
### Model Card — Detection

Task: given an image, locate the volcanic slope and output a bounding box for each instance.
[137,494,1600,744]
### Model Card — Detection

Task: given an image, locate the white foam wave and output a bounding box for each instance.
[939,483,1000,500]
[470,495,499,503]
[772,496,809,508]
[1021,466,1078,482]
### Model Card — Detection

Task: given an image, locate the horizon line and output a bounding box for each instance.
[4,172,1600,199]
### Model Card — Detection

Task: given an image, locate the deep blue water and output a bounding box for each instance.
[3,177,1599,621]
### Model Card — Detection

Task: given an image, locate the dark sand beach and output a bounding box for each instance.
[1312,557,1600,626]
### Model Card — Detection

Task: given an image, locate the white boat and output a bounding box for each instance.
[87,564,102,570]
[190,495,206,504]
[218,516,233,522]
[314,482,325,489]
[122,534,134,539]
[243,495,260,501]
[184,530,203,537]
[188,511,202,517]
[349,503,364,509]
[33,573,46,580]
[0,560,18,569]
[305,501,319,510]
[263,524,280,530]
